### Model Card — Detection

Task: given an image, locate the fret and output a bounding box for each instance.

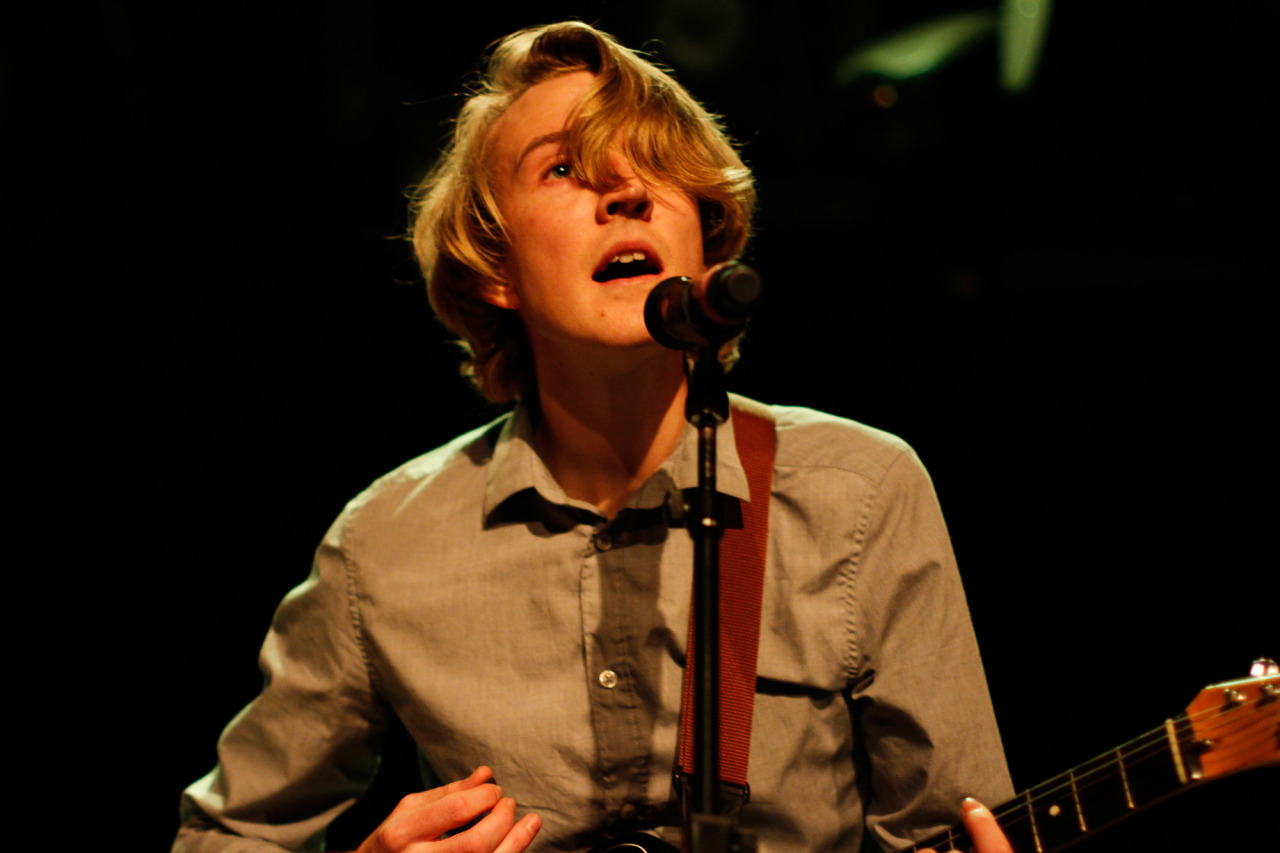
[1116,748,1135,809]
[1026,790,1043,853]
[1068,769,1086,832]
[1164,718,1188,783]
[995,803,1037,853]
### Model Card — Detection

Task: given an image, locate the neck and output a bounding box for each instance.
[531,345,689,518]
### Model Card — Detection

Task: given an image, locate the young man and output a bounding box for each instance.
[177,22,1014,853]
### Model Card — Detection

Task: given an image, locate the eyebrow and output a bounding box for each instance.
[513,130,569,177]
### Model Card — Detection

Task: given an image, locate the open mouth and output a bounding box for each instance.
[592,250,661,283]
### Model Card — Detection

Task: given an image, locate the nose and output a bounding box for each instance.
[597,176,651,222]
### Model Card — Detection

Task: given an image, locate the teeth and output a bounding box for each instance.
[610,251,647,264]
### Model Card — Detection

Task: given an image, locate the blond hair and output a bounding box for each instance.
[411,21,756,403]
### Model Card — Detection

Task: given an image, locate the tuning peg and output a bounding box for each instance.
[1249,657,1278,677]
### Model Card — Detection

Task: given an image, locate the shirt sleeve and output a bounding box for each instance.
[175,509,389,853]
[849,447,1013,851]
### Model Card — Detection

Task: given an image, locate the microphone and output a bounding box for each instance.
[644,263,763,350]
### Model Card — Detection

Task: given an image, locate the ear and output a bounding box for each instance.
[478,277,521,310]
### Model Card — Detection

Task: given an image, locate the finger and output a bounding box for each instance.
[427,797,532,853]
[383,783,505,848]
[961,798,1013,853]
[461,766,496,786]
[495,810,542,853]
[435,767,497,799]
[397,767,499,813]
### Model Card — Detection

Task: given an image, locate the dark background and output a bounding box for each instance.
[11,1,1275,849]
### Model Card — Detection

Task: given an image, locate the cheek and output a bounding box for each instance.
[511,215,583,277]
[661,196,708,264]
[501,216,546,277]
[507,201,560,248]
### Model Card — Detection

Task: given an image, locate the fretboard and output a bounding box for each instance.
[903,713,1196,853]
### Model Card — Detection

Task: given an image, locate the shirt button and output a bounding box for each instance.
[592,532,613,551]
[598,669,619,689]
[619,803,637,820]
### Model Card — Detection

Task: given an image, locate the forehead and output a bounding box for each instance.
[489,70,596,179]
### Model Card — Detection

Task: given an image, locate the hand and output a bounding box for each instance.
[920,799,1012,853]
[356,766,542,853]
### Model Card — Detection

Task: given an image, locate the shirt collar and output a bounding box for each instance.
[482,400,751,525]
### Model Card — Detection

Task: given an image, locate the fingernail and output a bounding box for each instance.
[962,797,985,814]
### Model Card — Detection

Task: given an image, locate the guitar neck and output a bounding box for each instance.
[904,712,1201,853]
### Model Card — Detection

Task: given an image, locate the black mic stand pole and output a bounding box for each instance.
[686,342,726,841]
[681,344,748,853]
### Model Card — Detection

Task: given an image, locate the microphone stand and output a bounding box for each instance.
[684,343,729,853]
[645,267,762,853]
[679,345,752,853]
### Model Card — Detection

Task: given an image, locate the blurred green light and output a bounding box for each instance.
[999,0,1053,93]
[834,2,1052,94]
[835,10,997,86]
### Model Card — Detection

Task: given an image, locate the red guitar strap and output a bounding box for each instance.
[677,400,775,792]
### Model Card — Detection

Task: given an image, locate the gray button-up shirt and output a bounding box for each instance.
[177,396,1012,853]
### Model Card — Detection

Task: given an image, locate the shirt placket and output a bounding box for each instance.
[580,519,655,831]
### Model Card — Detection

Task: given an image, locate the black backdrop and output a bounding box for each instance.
[12,1,1275,848]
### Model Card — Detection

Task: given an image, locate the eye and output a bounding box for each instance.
[548,162,573,179]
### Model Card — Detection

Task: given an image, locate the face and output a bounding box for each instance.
[483,71,707,361]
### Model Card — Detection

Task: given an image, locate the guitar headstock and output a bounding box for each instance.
[1182,661,1279,782]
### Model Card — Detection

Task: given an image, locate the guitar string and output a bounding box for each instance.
[906,688,1277,850]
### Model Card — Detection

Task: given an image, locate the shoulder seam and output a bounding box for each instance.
[338,505,382,697]
[842,474,879,684]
